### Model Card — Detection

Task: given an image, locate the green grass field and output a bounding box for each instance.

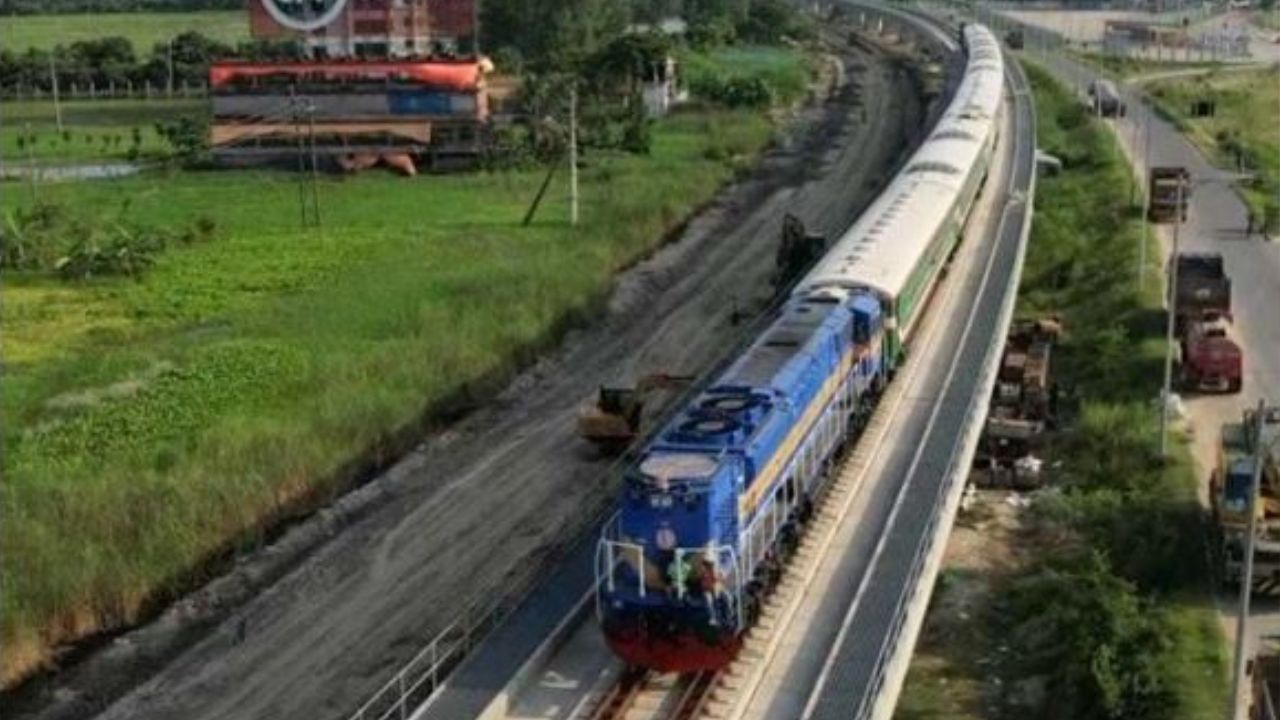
[2,10,246,53]
[1144,68,1280,226]
[1,98,202,162]
[681,44,814,105]
[0,104,776,687]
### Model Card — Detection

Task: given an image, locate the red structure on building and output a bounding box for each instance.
[212,0,486,171]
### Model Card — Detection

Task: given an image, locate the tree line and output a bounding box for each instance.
[481,0,807,73]
[0,33,304,93]
[0,0,238,14]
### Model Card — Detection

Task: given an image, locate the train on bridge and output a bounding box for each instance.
[594,23,1007,672]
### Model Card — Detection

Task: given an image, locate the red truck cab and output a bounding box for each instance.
[1180,316,1243,393]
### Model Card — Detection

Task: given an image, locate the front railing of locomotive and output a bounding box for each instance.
[595,513,744,637]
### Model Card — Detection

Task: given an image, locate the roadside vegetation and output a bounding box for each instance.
[1080,52,1223,80]
[0,0,822,689]
[1144,67,1280,231]
[896,62,1227,720]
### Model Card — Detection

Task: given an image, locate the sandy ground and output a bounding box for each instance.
[7,39,929,720]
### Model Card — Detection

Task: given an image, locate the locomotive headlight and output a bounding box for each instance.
[649,494,674,508]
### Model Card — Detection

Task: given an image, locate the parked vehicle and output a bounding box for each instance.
[1148,166,1191,223]
[1087,79,1126,117]
[1172,253,1241,393]
[1212,407,1280,591]
[1173,252,1232,328]
[1179,316,1243,392]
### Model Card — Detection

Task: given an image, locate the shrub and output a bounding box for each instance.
[1,201,219,279]
[155,114,209,165]
[1007,550,1177,720]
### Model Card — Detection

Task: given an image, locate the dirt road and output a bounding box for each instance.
[14,39,927,720]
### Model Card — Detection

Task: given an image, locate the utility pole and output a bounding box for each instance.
[1139,100,1152,291]
[569,85,579,227]
[307,100,321,232]
[24,121,38,205]
[1159,176,1185,459]
[292,94,309,229]
[1230,398,1268,720]
[48,53,62,133]
[166,39,175,98]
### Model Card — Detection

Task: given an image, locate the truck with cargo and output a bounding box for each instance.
[1212,407,1280,591]
[1172,253,1242,393]
[1173,252,1232,328]
[975,317,1060,488]
[1148,166,1190,223]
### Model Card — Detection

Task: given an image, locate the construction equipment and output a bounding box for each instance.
[771,214,826,292]
[1172,253,1242,393]
[975,317,1061,488]
[1148,166,1191,223]
[1212,406,1280,591]
[578,373,693,453]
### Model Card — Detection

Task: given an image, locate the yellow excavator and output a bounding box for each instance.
[577,373,693,454]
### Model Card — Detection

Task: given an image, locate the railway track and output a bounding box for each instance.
[586,670,719,720]
[575,389,902,720]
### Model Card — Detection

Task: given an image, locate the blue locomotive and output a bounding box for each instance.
[594,23,1005,672]
[595,294,885,670]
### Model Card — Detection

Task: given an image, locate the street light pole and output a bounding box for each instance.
[1230,399,1268,720]
[48,53,62,133]
[1139,100,1152,291]
[569,85,579,227]
[1159,177,1185,459]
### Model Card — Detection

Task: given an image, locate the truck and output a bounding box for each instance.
[1179,317,1243,392]
[1173,252,1232,328]
[1148,166,1190,223]
[1172,253,1242,393]
[1087,79,1126,117]
[1212,406,1280,592]
[975,317,1061,488]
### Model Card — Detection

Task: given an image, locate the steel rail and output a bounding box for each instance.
[800,6,1038,719]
